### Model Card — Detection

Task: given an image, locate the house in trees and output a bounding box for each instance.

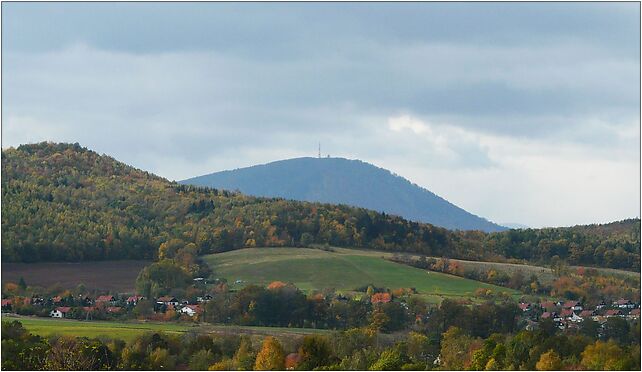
[628,308,640,319]
[596,300,607,310]
[179,304,202,317]
[605,309,624,317]
[196,294,213,303]
[562,300,583,312]
[579,310,596,319]
[50,307,72,318]
[126,295,145,306]
[613,299,636,309]
[95,295,117,306]
[156,296,179,307]
[1,299,12,312]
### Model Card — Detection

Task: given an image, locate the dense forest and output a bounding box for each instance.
[2,142,640,270]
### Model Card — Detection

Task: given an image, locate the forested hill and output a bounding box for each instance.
[2,142,639,270]
[1,142,460,262]
[181,157,507,232]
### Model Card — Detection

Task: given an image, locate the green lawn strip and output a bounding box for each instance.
[4,316,331,342]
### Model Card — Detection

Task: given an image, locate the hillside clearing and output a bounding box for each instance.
[203,247,520,303]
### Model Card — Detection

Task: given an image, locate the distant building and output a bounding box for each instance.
[179,305,202,317]
[50,307,72,318]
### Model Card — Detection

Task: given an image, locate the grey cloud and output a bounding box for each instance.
[1,3,639,227]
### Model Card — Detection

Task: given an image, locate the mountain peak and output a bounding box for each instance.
[182,158,507,232]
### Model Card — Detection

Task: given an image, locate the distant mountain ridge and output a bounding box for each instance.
[181,157,507,232]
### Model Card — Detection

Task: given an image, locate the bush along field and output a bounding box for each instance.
[2,299,640,371]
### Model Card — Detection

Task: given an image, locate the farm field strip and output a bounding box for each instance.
[3,315,331,342]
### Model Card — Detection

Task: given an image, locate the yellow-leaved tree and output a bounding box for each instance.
[254,336,285,371]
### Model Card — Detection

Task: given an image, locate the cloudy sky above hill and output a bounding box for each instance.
[3,2,640,228]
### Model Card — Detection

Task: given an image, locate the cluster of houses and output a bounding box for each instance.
[1,293,213,319]
[519,298,640,329]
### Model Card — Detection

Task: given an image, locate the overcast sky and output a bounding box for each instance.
[2,2,640,228]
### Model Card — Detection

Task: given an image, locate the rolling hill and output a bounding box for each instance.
[203,247,520,303]
[181,157,507,232]
[2,142,639,270]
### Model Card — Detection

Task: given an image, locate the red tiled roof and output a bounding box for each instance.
[630,309,640,315]
[106,306,122,313]
[615,299,631,305]
[1,299,12,306]
[606,309,622,316]
[82,306,95,312]
[96,295,115,302]
[541,312,552,319]
[157,296,177,302]
[56,307,72,313]
[560,309,574,317]
[563,301,578,308]
[579,310,594,318]
[541,301,556,309]
[519,303,531,310]
[127,295,144,302]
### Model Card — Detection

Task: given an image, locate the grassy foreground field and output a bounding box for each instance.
[3,315,331,342]
[203,247,520,303]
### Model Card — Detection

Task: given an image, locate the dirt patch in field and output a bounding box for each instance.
[2,260,151,292]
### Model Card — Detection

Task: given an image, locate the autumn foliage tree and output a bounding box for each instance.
[254,336,285,370]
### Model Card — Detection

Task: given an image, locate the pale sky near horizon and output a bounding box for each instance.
[2,2,640,228]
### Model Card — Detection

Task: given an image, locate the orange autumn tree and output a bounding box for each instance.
[267,281,287,290]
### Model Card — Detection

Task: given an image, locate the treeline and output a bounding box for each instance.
[3,300,640,370]
[2,142,639,270]
[484,221,641,270]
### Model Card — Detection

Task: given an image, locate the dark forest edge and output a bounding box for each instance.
[2,142,640,271]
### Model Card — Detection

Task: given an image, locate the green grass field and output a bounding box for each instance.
[3,315,331,342]
[203,247,520,303]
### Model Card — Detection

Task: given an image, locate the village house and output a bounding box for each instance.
[579,310,595,319]
[1,299,12,312]
[628,308,640,319]
[30,296,45,306]
[156,296,179,307]
[126,295,145,306]
[605,309,624,317]
[613,299,636,309]
[106,306,122,314]
[179,304,203,317]
[196,294,213,303]
[95,295,117,306]
[595,300,607,310]
[562,300,583,312]
[80,296,94,306]
[50,306,72,318]
[518,302,532,312]
[540,301,557,311]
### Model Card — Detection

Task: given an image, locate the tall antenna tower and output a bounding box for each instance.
[318,142,321,158]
